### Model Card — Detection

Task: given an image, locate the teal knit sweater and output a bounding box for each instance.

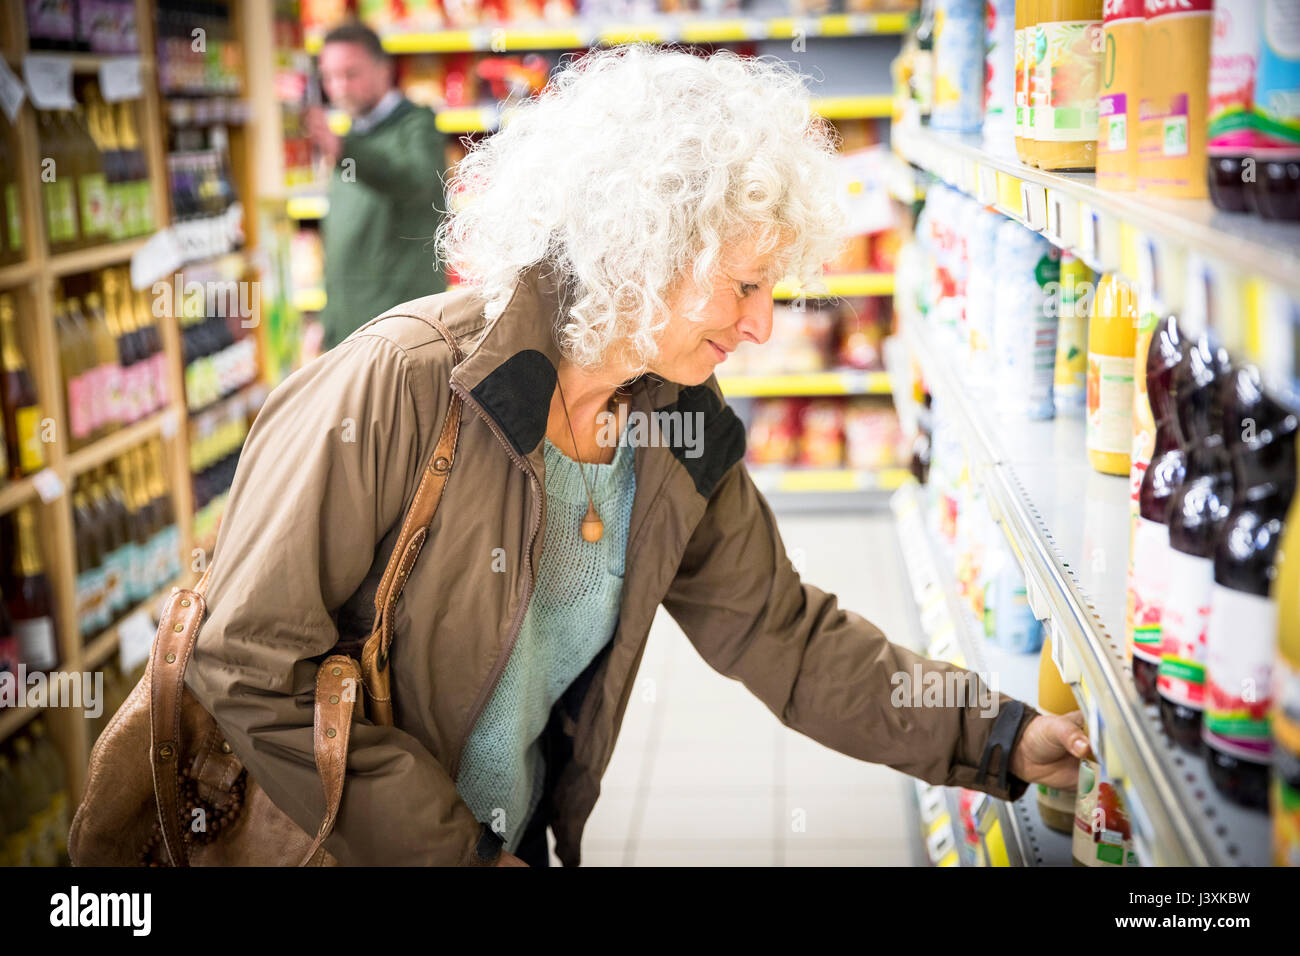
[455,433,636,852]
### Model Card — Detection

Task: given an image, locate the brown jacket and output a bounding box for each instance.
[186,262,1039,866]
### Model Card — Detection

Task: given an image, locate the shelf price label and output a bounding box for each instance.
[976,165,998,206]
[99,57,143,103]
[31,468,65,504]
[118,608,156,672]
[1077,203,1119,273]
[1044,190,1078,251]
[1019,181,1048,232]
[22,55,73,110]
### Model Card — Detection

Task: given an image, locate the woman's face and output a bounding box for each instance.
[647,243,779,387]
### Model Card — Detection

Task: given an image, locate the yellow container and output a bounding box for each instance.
[1086,273,1137,476]
[1272,491,1300,866]
[1096,0,1144,191]
[1029,0,1104,171]
[1137,0,1212,198]
[1015,0,1038,165]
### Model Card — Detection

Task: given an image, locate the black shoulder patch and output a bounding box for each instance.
[656,385,746,498]
[470,349,557,456]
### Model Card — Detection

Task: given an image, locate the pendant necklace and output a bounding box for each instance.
[556,377,613,543]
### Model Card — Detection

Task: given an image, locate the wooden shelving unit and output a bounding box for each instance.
[0,0,259,805]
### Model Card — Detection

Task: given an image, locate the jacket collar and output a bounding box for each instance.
[449,262,686,461]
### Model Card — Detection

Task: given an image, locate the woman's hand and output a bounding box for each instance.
[1009,711,1094,789]
[494,850,529,867]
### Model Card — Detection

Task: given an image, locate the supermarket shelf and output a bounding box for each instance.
[436,93,892,133]
[0,258,39,288]
[48,238,151,278]
[8,51,156,74]
[64,410,173,478]
[0,702,43,745]
[718,369,891,398]
[901,313,1272,866]
[894,124,1300,307]
[773,271,894,299]
[293,287,327,312]
[750,465,908,494]
[893,480,1072,866]
[304,13,907,54]
[0,475,39,517]
[83,584,176,672]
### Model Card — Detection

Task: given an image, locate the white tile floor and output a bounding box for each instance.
[557,510,921,867]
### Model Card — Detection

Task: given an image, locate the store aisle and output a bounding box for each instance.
[571,510,917,867]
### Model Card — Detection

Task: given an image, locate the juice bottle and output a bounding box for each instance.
[932,0,986,134]
[1,294,46,478]
[1249,0,1300,221]
[993,219,1061,420]
[1130,314,1187,702]
[1086,273,1138,475]
[1030,0,1105,171]
[1072,759,1138,864]
[1037,634,1080,833]
[1206,0,1263,212]
[7,504,60,673]
[1138,0,1213,198]
[1055,253,1094,417]
[1159,332,1233,752]
[1016,0,1039,163]
[1097,0,1145,190]
[1274,468,1300,864]
[1204,365,1297,808]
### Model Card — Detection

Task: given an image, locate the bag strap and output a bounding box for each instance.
[152,307,464,866]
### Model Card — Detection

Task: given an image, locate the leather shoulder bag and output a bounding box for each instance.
[68,310,464,866]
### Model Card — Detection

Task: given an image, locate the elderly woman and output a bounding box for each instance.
[188,45,1089,867]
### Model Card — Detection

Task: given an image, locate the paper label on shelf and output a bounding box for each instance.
[22,56,74,110]
[130,228,185,289]
[160,407,180,439]
[99,57,143,103]
[31,468,64,504]
[0,60,26,122]
[118,609,157,672]
[1019,181,1047,231]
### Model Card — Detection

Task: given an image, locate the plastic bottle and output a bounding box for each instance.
[1072,759,1138,865]
[1016,0,1040,163]
[1206,0,1263,212]
[1138,0,1213,198]
[1086,273,1138,475]
[1203,365,1297,809]
[1273,464,1300,865]
[985,0,1019,153]
[993,219,1061,420]
[1030,0,1105,170]
[1159,332,1233,753]
[1097,0,1145,190]
[1037,635,1080,833]
[1129,314,1187,703]
[1055,253,1094,417]
[964,205,1004,390]
[1249,0,1300,220]
[932,0,987,133]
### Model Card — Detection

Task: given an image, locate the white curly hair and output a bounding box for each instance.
[434,44,847,372]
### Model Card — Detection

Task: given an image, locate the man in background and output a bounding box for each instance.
[303,21,447,353]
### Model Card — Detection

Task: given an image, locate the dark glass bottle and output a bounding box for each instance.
[1159,333,1234,753]
[7,504,59,672]
[1203,365,1298,808]
[1131,315,1187,704]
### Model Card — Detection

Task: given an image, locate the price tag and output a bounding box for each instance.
[118,608,157,672]
[131,228,185,289]
[1045,190,1078,250]
[22,55,74,110]
[31,468,64,503]
[98,57,143,103]
[976,165,998,205]
[160,407,180,439]
[1019,181,1047,231]
[0,59,26,123]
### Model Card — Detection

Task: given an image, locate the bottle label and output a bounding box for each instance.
[1207,1,1262,150]
[15,405,46,473]
[1030,20,1104,143]
[1100,92,1128,151]
[75,567,105,637]
[101,551,124,614]
[5,183,22,252]
[107,184,126,241]
[15,616,57,671]
[68,373,93,440]
[103,362,123,425]
[1204,584,1276,763]
[1129,516,1171,664]
[1015,27,1027,137]
[1086,352,1136,455]
[1158,547,1215,708]
[1274,655,1300,866]
[1256,0,1300,149]
[78,173,109,237]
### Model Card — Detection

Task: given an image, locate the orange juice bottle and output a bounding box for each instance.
[1097,0,1144,190]
[1037,634,1080,833]
[1016,0,1040,164]
[1086,273,1138,475]
[1031,0,1105,171]
[1137,0,1213,198]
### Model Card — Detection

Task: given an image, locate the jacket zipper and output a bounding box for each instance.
[446,380,544,782]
